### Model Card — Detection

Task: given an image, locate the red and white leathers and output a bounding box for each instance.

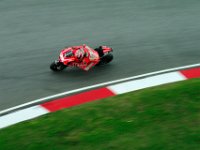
[62,45,100,71]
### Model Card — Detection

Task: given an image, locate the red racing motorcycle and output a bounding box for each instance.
[50,45,113,71]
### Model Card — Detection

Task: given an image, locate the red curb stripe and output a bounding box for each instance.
[180,67,200,79]
[41,87,116,112]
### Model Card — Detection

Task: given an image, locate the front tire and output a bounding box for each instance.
[50,61,66,71]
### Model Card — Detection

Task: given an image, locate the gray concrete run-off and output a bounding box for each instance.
[0,0,200,111]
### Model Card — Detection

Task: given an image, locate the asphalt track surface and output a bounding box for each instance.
[0,0,200,111]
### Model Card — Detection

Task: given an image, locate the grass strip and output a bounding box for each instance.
[0,79,199,150]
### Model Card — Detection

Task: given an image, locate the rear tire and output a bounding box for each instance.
[50,61,66,71]
[96,53,113,66]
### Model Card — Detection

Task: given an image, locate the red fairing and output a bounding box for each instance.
[59,45,100,71]
[59,48,76,65]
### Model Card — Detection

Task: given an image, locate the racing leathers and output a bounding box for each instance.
[63,45,100,71]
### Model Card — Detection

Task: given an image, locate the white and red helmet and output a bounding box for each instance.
[75,47,85,60]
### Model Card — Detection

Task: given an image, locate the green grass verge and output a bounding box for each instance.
[0,79,199,150]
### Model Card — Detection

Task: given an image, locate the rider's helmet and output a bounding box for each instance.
[75,47,85,60]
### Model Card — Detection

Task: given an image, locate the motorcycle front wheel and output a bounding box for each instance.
[50,61,66,71]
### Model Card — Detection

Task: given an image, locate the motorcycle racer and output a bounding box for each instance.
[63,44,100,71]
[50,44,113,72]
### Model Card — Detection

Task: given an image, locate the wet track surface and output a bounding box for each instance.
[0,0,200,111]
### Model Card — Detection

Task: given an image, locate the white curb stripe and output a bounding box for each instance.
[0,106,49,129]
[107,72,186,94]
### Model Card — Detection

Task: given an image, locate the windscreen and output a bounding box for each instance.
[65,50,73,57]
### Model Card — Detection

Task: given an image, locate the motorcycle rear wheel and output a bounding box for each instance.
[96,53,113,66]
